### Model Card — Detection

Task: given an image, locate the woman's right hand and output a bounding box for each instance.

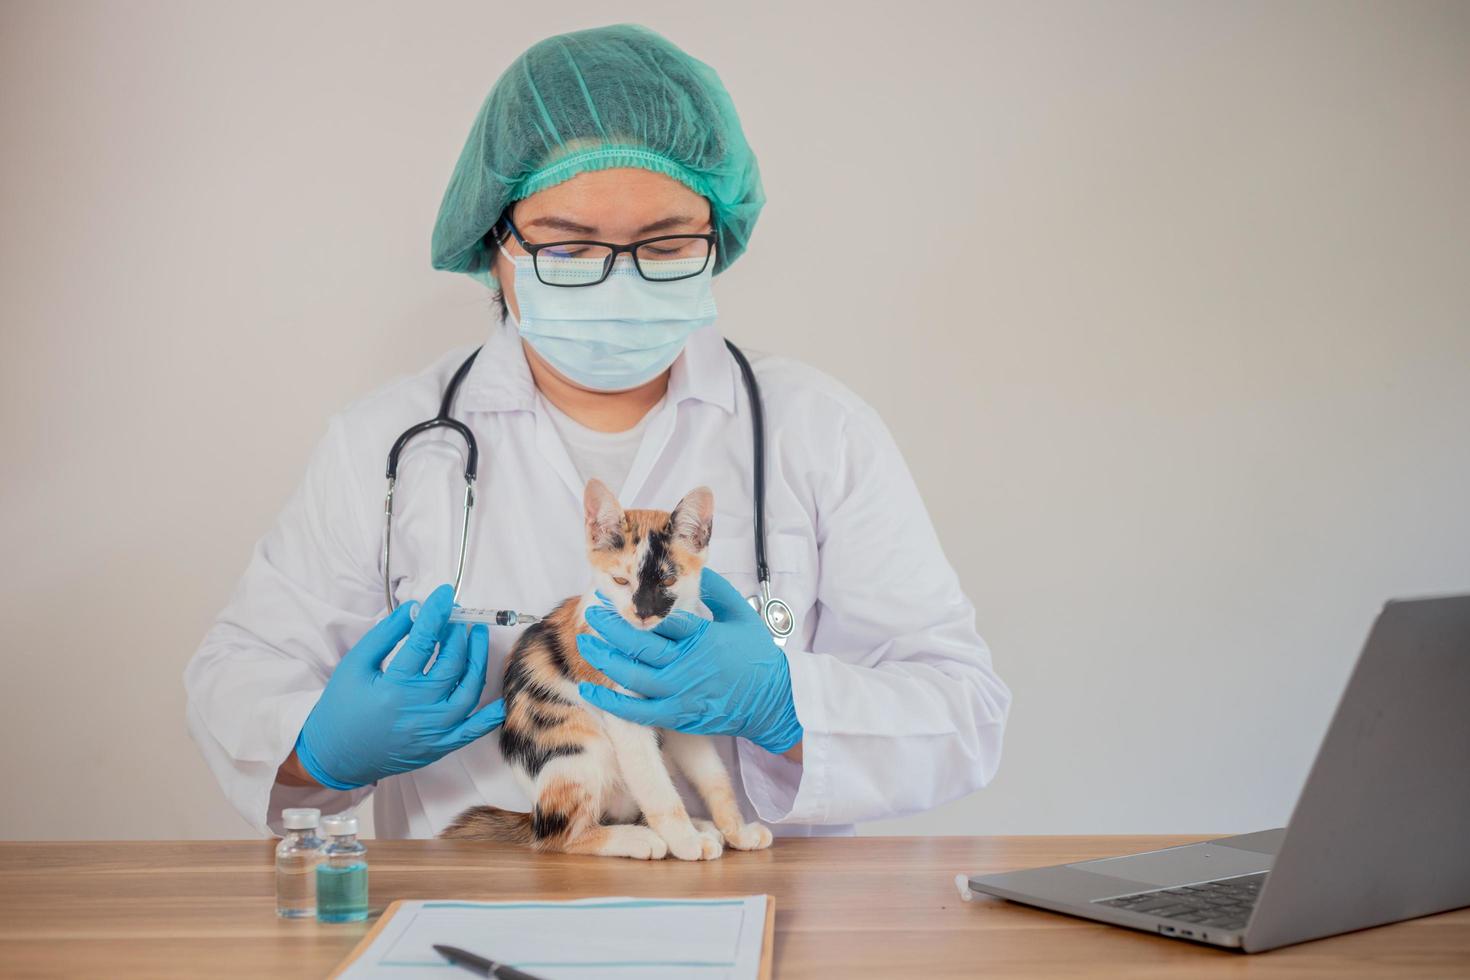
[292,584,506,790]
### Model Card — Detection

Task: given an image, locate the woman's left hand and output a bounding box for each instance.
[576,567,804,755]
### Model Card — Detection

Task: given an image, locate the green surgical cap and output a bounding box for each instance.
[431,24,765,288]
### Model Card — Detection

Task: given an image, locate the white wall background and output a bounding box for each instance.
[2,0,1467,840]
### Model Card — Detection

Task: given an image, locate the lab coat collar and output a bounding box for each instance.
[455,319,738,416]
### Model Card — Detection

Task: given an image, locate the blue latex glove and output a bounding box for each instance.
[575,567,804,755]
[295,584,507,790]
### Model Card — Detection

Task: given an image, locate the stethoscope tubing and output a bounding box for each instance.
[381,349,482,612]
[381,340,796,643]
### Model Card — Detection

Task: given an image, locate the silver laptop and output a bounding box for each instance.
[968,594,1470,952]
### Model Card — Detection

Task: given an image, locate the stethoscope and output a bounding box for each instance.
[381,339,797,646]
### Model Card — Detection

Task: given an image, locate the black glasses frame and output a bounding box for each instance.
[497,213,717,287]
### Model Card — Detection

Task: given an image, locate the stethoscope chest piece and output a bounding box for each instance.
[748,580,796,648]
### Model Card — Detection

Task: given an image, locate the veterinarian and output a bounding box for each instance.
[184,24,1011,839]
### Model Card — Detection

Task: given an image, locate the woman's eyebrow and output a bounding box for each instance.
[523,214,708,237]
[634,214,705,235]
[524,215,598,235]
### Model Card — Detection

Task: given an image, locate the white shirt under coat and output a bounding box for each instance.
[539,389,657,494]
[183,321,1012,838]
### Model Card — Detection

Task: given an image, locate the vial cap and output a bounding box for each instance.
[281,807,321,830]
[321,813,359,836]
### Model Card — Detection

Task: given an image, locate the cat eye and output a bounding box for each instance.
[612,576,629,586]
[661,576,676,587]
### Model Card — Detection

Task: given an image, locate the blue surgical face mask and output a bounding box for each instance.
[500,246,717,392]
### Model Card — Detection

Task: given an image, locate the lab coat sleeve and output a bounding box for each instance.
[183,415,381,835]
[737,403,1012,826]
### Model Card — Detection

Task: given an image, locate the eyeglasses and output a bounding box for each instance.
[498,213,716,287]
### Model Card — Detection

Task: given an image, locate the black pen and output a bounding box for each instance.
[432,944,547,980]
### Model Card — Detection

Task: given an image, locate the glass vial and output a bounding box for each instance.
[316,813,369,923]
[275,808,324,918]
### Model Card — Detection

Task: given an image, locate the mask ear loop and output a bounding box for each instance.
[492,212,521,270]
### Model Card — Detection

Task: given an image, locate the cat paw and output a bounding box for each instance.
[665,827,724,861]
[630,832,670,861]
[603,825,668,860]
[696,825,725,859]
[722,821,773,851]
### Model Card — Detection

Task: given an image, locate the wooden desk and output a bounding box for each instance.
[1,837,1466,978]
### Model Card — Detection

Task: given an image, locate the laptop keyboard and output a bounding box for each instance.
[1094,871,1267,932]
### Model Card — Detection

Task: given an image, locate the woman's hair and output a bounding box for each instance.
[483,220,510,323]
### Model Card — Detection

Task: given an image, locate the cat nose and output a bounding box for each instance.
[621,608,655,629]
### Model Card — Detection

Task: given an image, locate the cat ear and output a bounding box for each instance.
[669,486,714,553]
[584,479,625,551]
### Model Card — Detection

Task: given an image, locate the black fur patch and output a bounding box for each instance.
[633,527,677,620]
[539,623,574,678]
[532,805,570,840]
[523,704,565,730]
[503,640,576,706]
[499,726,585,777]
[526,679,577,707]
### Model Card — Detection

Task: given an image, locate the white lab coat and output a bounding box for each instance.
[184,321,1011,838]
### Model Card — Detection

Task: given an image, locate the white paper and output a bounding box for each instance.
[335,895,768,980]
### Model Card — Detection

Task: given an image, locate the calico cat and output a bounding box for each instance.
[441,478,774,860]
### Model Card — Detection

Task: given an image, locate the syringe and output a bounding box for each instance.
[409,605,542,627]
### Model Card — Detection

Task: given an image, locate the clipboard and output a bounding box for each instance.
[330,894,776,979]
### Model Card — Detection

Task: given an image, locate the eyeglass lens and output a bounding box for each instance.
[533,237,711,286]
